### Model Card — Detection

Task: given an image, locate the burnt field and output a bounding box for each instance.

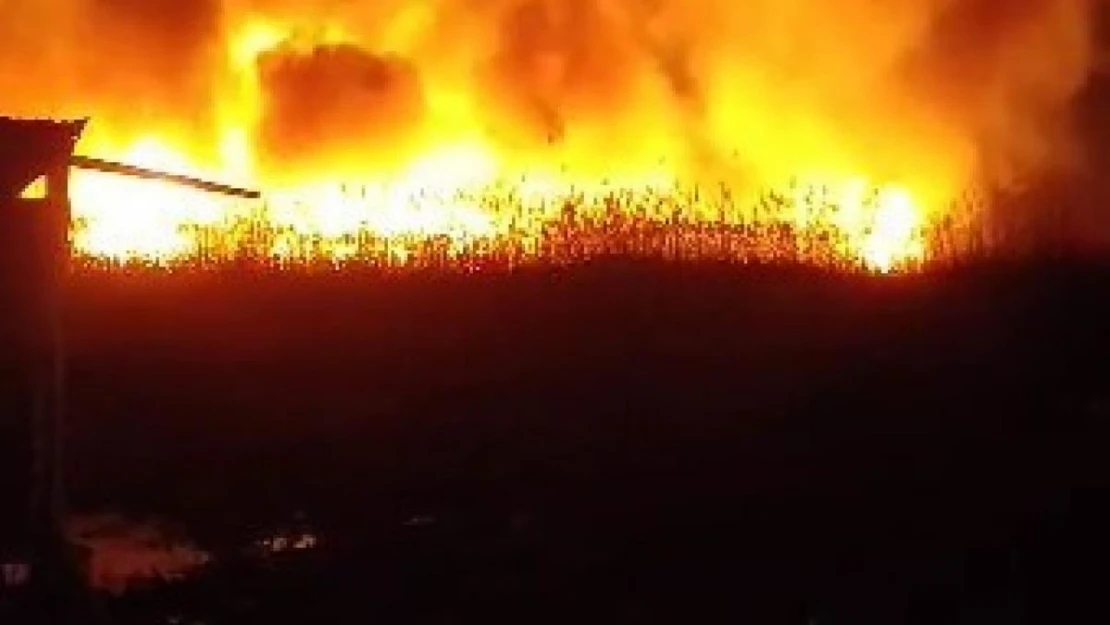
[31,258,1105,621]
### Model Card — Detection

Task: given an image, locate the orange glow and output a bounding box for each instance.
[42,1,1094,273]
[69,131,936,271]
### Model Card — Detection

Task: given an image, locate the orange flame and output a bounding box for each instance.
[42,1,1094,273]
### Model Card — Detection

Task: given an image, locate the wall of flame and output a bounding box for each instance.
[1,0,1104,270]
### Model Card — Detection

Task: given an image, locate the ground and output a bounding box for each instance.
[7,258,1110,622]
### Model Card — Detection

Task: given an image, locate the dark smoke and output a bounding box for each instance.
[256,43,424,175]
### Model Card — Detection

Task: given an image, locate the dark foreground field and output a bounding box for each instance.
[8,258,1110,622]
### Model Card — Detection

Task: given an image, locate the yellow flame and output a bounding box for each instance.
[66,16,945,273]
[68,135,933,271]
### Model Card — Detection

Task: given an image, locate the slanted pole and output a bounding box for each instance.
[70,154,261,199]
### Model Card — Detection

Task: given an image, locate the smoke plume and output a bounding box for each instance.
[0,0,1102,195]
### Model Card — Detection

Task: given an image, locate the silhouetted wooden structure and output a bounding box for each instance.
[0,116,88,622]
[0,117,85,526]
[0,116,259,622]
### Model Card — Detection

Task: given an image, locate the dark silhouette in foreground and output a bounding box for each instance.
[4,257,1104,623]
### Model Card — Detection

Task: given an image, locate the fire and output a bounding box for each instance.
[71,138,237,260]
[68,130,933,271]
[38,1,1095,273]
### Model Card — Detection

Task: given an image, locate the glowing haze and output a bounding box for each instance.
[0,0,1101,271]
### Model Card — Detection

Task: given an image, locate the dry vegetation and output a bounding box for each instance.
[68,179,1092,275]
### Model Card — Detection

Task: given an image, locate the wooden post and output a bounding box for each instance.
[28,161,70,537]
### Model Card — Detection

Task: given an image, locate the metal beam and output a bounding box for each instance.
[70,155,262,199]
